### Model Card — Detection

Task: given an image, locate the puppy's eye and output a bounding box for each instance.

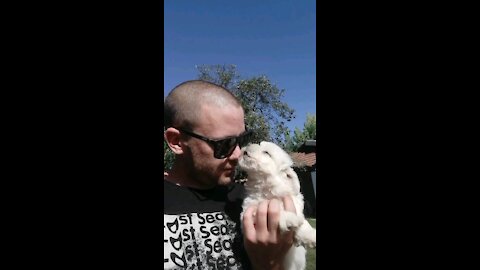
[262,151,271,157]
[286,174,292,179]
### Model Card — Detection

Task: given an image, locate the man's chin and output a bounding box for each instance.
[217,174,234,186]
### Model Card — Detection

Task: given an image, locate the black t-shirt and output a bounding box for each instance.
[163,180,251,270]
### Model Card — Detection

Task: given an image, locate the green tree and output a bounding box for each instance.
[285,113,316,152]
[164,135,175,172]
[196,64,239,89]
[197,64,295,146]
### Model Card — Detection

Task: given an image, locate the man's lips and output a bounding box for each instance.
[224,168,235,173]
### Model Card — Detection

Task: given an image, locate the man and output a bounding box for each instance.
[164,80,295,270]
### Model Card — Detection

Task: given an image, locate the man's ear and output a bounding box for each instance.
[164,127,184,155]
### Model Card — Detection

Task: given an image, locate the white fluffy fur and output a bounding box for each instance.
[238,141,316,270]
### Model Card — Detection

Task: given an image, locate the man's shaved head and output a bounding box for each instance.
[164,80,242,130]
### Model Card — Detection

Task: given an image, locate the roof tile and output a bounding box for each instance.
[290,152,316,167]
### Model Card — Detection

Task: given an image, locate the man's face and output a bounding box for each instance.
[183,104,245,188]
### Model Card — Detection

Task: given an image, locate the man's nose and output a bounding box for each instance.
[228,145,242,160]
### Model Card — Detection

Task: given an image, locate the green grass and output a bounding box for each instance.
[306,218,316,270]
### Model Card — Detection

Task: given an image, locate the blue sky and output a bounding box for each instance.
[164,0,316,133]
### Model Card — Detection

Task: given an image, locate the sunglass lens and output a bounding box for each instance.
[239,132,251,147]
[214,131,252,158]
[215,138,237,158]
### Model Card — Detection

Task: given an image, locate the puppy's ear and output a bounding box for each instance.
[283,167,301,194]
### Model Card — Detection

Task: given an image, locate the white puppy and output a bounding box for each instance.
[238,141,316,270]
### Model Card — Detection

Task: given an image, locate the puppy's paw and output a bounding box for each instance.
[295,232,316,248]
[294,222,316,248]
[279,211,304,233]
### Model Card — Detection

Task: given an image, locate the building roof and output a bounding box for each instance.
[290,139,316,167]
[290,152,316,167]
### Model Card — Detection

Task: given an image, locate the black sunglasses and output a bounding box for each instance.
[177,128,252,159]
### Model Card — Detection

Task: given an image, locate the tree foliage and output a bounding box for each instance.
[284,113,316,152]
[163,127,175,172]
[197,64,295,146]
[196,64,239,89]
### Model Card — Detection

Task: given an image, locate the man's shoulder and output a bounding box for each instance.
[164,178,245,197]
[163,179,196,202]
[163,178,177,188]
[164,179,182,193]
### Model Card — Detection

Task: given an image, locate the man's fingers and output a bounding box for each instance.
[242,205,257,243]
[267,199,281,242]
[267,199,280,232]
[282,195,297,214]
[255,200,269,243]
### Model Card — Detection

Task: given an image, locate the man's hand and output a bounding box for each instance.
[242,196,296,270]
